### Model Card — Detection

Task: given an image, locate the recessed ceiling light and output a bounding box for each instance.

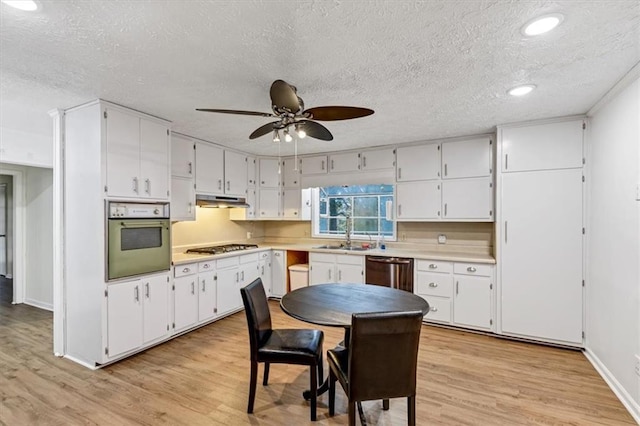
[508,84,536,97]
[522,13,564,36]
[1,0,39,11]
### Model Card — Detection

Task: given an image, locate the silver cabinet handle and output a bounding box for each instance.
[261,265,264,275]
[183,267,190,273]
[505,154,509,170]
[134,285,139,302]
[188,161,193,175]
[362,156,367,168]
[202,263,209,269]
[133,177,139,193]
[429,264,437,269]
[241,270,245,281]
[431,307,438,313]
[504,221,508,243]
[188,202,193,214]
[444,163,448,177]
[202,279,206,292]
[398,168,402,179]
[456,281,459,295]
[145,178,150,194]
[338,269,342,281]
[191,282,195,295]
[235,272,239,282]
[145,282,150,298]
[444,203,447,216]
[328,269,332,280]
[398,205,402,217]
[321,160,325,170]
[467,266,477,273]
[226,181,230,191]
[428,282,437,288]
[274,252,280,257]
[331,159,334,170]
[218,179,222,190]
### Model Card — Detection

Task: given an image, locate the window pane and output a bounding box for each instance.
[329,197,351,216]
[354,197,378,217]
[353,218,378,235]
[328,217,346,233]
[381,219,394,235]
[319,217,328,233]
[319,198,327,215]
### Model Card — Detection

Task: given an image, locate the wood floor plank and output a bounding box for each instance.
[0,278,635,425]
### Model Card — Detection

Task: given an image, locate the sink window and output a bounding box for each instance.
[311,184,395,240]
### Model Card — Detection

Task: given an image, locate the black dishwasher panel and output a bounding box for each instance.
[365,256,414,293]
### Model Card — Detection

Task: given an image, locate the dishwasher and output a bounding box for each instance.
[365,256,414,293]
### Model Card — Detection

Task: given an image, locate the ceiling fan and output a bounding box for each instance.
[196,80,374,142]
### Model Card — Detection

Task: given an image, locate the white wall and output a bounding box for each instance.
[0,163,53,310]
[0,126,53,168]
[586,75,640,417]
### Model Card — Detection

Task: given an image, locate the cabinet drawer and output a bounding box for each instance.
[174,263,197,278]
[240,253,259,264]
[310,253,335,263]
[415,272,453,297]
[416,260,453,273]
[453,263,492,277]
[420,295,451,323]
[217,256,239,269]
[336,254,363,265]
[198,261,215,273]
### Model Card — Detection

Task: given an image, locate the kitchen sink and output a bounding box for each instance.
[313,245,369,251]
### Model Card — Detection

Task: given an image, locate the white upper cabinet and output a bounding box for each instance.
[259,158,281,187]
[105,107,170,200]
[361,147,395,171]
[329,152,361,173]
[442,137,492,179]
[171,134,195,178]
[301,155,328,175]
[171,177,195,221]
[501,119,584,172]
[282,157,301,187]
[396,181,441,220]
[247,156,257,187]
[441,178,493,220]
[396,143,441,181]
[259,188,281,218]
[224,150,248,196]
[195,142,224,194]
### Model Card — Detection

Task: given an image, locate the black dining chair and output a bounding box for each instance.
[240,278,324,421]
[327,310,423,426]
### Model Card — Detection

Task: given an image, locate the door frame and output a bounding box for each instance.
[0,166,25,305]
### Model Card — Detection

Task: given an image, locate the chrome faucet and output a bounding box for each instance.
[345,214,352,248]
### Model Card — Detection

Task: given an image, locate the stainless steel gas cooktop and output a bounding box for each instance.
[185,244,259,255]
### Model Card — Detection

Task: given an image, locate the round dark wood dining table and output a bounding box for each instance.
[280,283,430,401]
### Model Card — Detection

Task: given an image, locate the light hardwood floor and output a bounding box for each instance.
[0,282,635,425]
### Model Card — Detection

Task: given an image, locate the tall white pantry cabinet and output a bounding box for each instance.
[62,100,172,366]
[496,117,585,346]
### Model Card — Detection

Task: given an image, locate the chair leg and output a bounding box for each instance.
[262,362,270,386]
[328,371,336,416]
[317,356,324,387]
[408,396,416,426]
[382,398,390,410]
[348,401,356,426]
[247,360,258,413]
[310,364,317,421]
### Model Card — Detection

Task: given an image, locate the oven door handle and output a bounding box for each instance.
[118,220,166,228]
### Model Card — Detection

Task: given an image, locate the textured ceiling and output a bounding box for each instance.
[1,0,639,156]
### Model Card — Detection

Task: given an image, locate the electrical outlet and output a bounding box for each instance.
[246,231,252,239]
[401,233,407,241]
[635,354,640,377]
[438,234,447,244]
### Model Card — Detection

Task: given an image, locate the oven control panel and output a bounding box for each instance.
[108,202,170,219]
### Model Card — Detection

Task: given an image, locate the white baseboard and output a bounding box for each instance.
[584,348,640,424]
[24,298,53,312]
[63,354,99,370]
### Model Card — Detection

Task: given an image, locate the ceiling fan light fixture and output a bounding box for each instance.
[284,128,293,143]
[1,0,39,10]
[295,123,306,139]
[522,13,564,36]
[508,84,536,97]
[272,129,280,143]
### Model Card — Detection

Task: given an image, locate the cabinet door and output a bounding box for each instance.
[174,275,198,332]
[105,108,141,198]
[259,158,281,187]
[501,168,583,344]
[396,181,441,220]
[247,156,257,187]
[301,155,327,175]
[453,275,492,330]
[442,178,493,221]
[337,264,363,284]
[198,270,217,322]
[259,188,281,218]
[501,119,583,172]
[107,280,143,358]
[195,142,224,194]
[283,157,301,188]
[224,150,248,196]
[259,252,272,297]
[442,137,492,179]
[142,274,170,343]
[396,144,440,181]
[140,119,170,199]
[171,177,195,221]
[216,266,240,315]
[271,250,286,297]
[361,148,395,171]
[246,187,257,219]
[310,261,335,285]
[329,152,360,173]
[171,134,195,178]
[283,188,301,219]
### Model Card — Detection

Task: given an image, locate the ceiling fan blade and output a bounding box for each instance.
[298,119,333,141]
[303,106,374,121]
[270,80,301,113]
[249,121,282,139]
[196,108,275,118]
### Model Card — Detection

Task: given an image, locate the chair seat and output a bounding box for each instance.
[258,329,324,364]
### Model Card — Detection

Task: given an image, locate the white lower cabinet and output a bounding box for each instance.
[173,267,199,332]
[106,272,171,359]
[271,250,286,297]
[216,257,240,316]
[258,251,272,297]
[309,253,364,285]
[415,259,494,332]
[198,260,217,322]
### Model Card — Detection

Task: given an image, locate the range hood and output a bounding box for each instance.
[196,194,250,208]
